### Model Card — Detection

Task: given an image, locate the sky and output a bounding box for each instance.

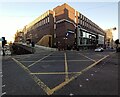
[0,0,119,42]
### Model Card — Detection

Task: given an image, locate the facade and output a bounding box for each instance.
[23,10,54,47]
[14,29,25,43]
[105,29,114,48]
[15,3,105,50]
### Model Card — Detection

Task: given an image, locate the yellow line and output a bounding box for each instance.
[79,53,96,62]
[20,60,92,63]
[27,52,54,68]
[49,55,109,95]
[12,58,52,95]
[64,52,69,81]
[30,72,83,75]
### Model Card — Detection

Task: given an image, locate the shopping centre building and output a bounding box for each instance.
[15,3,105,50]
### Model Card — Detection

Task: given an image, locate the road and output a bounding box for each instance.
[2,48,119,96]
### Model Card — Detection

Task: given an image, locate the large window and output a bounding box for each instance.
[98,34,104,44]
[78,30,98,45]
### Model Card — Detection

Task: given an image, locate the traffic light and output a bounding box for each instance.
[2,37,7,48]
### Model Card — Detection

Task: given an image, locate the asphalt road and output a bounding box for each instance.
[2,48,119,96]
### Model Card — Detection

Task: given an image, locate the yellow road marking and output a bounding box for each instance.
[30,72,84,75]
[64,52,69,81]
[27,52,54,68]
[20,59,92,63]
[11,52,110,95]
[49,55,109,95]
[79,53,96,62]
[12,58,52,95]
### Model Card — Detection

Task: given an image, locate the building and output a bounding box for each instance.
[15,3,105,50]
[14,29,25,43]
[105,29,114,49]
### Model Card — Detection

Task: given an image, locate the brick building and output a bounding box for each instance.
[15,3,105,50]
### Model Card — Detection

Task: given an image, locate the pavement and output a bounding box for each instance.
[1,47,119,96]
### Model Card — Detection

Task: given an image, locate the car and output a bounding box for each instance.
[95,47,104,52]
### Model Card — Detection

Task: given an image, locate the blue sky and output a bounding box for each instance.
[0,1,118,42]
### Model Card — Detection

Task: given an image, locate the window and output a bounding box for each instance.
[86,33,89,38]
[54,24,56,29]
[83,21,84,26]
[75,17,76,23]
[41,21,43,26]
[54,33,56,38]
[81,14,82,19]
[44,19,45,25]
[83,31,86,38]
[46,18,47,24]
[48,17,49,23]
[39,21,41,26]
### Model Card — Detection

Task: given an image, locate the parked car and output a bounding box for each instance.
[95,47,104,52]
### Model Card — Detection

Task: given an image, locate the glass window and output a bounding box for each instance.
[48,17,49,22]
[37,22,39,27]
[81,14,82,19]
[83,31,86,38]
[44,19,45,24]
[83,21,84,26]
[54,33,56,38]
[46,18,47,23]
[82,38,87,44]
[38,22,40,26]
[42,20,44,25]
[86,33,89,38]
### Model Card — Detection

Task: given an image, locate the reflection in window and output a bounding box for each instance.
[83,31,86,38]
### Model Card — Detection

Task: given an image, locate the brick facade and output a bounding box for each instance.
[15,3,105,50]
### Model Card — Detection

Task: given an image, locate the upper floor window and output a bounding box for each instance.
[48,17,50,23]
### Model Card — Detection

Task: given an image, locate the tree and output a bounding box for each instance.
[115,39,119,45]
[115,39,120,52]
